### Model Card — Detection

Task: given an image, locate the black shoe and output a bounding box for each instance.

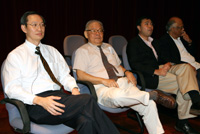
[175,122,200,134]
[190,101,200,115]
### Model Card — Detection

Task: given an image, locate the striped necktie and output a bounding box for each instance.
[98,46,118,81]
[35,46,63,89]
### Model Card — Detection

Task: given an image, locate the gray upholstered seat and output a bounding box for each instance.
[108,35,128,57]
[63,35,86,68]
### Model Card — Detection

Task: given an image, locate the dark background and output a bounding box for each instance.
[1,0,200,76]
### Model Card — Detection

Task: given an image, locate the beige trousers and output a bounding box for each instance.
[94,77,164,134]
[157,63,199,119]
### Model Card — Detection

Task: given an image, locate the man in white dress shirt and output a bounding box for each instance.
[2,11,120,134]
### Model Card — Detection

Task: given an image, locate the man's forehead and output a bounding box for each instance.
[88,22,102,28]
[27,14,43,22]
[142,19,152,23]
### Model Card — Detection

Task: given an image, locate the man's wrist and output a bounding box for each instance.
[124,70,129,76]
[33,96,41,105]
[72,87,79,91]
[170,62,175,66]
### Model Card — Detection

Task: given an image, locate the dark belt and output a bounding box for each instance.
[117,76,123,79]
[116,76,124,81]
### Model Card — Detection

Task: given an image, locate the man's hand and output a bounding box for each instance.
[125,71,137,86]
[154,68,168,76]
[102,79,119,88]
[72,88,80,95]
[162,62,172,72]
[181,31,192,44]
[33,96,65,116]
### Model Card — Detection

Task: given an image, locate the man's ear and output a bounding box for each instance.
[21,25,27,33]
[137,25,141,31]
[84,31,88,39]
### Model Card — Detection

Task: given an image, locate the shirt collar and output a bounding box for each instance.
[168,34,181,42]
[168,32,180,41]
[88,42,105,49]
[138,34,154,43]
[25,40,42,52]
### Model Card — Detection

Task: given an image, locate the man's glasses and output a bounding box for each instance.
[174,26,184,30]
[27,23,46,28]
[86,29,104,33]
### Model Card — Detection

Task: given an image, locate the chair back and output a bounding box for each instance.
[63,35,86,67]
[1,60,20,124]
[108,35,127,56]
[1,60,74,134]
[122,44,131,70]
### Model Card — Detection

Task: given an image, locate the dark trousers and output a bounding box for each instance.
[26,90,119,134]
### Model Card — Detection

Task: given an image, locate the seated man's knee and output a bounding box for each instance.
[149,100,156,107]
[79,94,96,104]
[183,63,193,70]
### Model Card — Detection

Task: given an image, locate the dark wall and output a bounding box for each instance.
[1,0,200,72]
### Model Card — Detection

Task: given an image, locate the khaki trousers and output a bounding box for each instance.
[95,77,164,134]
[157,63,199,119]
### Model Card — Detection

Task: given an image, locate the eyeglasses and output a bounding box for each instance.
[27,23,46,28]
[174,26,184,30]
[86,29,104,33]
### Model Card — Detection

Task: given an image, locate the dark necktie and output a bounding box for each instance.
[98,46,118,81]
[35,46,63,89]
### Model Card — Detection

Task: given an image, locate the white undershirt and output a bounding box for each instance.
[171,36,200,69]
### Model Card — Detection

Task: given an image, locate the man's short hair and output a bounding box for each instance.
[20,11,46,26]
[136,16,153,27]
[85,20,104,31]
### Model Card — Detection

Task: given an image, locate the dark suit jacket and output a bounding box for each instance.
[159,33,194,64]
[126,35,165,89]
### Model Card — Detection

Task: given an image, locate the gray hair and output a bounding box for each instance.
[85,20,104,31]
[166,19,176,31]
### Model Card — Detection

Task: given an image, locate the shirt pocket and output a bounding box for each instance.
[48,62,59,78]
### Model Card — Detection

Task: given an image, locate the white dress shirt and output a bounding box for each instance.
[171,36,200,70]
[3,40,78,104]
[73,42,124,79]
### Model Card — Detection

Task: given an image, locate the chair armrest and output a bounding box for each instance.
[0,98,30,133]
[76,80,98,101]
[63,55,71,59]
[129,70,146,91]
